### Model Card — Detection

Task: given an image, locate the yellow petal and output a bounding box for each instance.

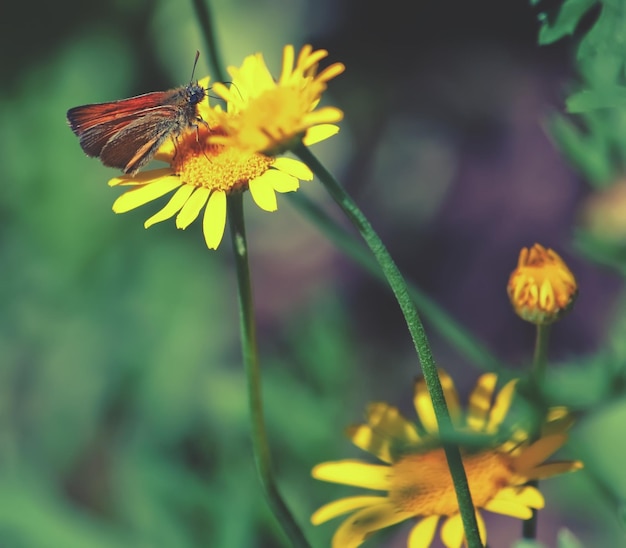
[484,485,544,519]
[311,460,391,490]
[176,187,210,229]
[366,402,421,443]
[523,460,583,480]
[310,495,387,525]
[407,515,440,548]
[331,502,413,548]
[279,44,295,84]
[304,124,340,146]
[486,379,518,431]
[154,139,176,161]
[300,47,327,72]
[347,425,392,464]
[515,434,568,471]
[272,157,313,180]
[254,54,275,91]
[467,373,497,431]
[144,184,194,228]
[303,106,344,126]
[440,514,464,548]
[112,176,181,213]
[211,82,233,105]
[317,62,346,83]
[348,401,421,463]
[203,190,227,249]
[543,407,575,435]
[506,485,545,508]
[484,499,534,519]
[414,380,437,433]
[108,168,174,187]
[249,174,278,211]
[414,370,461,433]
[267,170,300,193]
[439,370,462,423]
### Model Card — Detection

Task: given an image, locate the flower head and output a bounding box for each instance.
[108,78,314,250]
[210,44,345,155]
[507,243,578,325]
[311,371,582,548]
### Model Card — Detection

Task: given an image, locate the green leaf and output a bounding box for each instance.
[512,540,547,548]
[558,528,586,548]
[537,0,597,45]
[545,113,615,185]
[566,86,626,112]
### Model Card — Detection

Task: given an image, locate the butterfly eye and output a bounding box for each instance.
[188,86,205,105]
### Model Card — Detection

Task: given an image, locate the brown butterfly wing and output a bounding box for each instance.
[66,91,181,160]
[67,91,173,133]
[71,111,148,158]
[98,109,181,174]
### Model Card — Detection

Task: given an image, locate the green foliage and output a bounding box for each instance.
[557,529,586,548]
[535,0,596,45]
[534,0,626,274]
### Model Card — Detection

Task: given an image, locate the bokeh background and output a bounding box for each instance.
[2,0,625,546]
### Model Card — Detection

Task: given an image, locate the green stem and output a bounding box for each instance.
[190,0,228,83]
[227,193,311,548]
[522,322,551,539]
[294,144,483,548]
[531,323,551,388]
[286,191,509,378]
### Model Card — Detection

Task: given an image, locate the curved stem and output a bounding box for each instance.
[227,193,311,548]
[522,322,551,539]
[294,144,483,547]
[285,191,509,377]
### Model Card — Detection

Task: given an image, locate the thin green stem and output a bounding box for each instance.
[286,191,510,378]
[294,144,483,548]
[522,322,551,540]
[531,323,551,388]
[227,193,311,548]
[190,0,228,83]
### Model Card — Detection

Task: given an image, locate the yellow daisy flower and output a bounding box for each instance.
[311,371,582,548]
[107,78,315,250]
[507,243,578,325]
[210,44,345,154]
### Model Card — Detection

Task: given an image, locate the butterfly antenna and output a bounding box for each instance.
[190,50,201,82]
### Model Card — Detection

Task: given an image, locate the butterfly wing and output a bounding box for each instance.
[98,108,180,174]
[66,91,177,158]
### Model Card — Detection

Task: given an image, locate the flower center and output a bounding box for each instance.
[172,126,273,192]
[389,448,515,516]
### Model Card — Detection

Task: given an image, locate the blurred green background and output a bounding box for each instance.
[2,0,626,546]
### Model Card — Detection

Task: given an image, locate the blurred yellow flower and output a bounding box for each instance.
[210,44,345,154]
[311,371,582,548]
[507,243,578,325]
[107,78,313,250]
[579,179,626,242]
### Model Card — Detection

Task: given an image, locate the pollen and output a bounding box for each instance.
[389,449,515,516]
[172,127,273,193]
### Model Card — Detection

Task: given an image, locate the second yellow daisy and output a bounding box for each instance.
[311,371,582,548]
